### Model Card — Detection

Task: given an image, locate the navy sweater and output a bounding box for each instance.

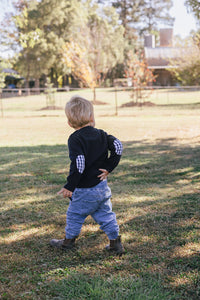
[64,126,123,192]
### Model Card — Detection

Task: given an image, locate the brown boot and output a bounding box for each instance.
[105,236,124,256]
[50,237,76,250]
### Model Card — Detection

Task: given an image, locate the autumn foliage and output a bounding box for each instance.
[125,51,156,103]
[62,41,97,90]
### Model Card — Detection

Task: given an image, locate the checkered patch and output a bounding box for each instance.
[113,139,123,155]
[76,155,85,173]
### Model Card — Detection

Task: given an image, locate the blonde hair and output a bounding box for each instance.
[65,95,94,129]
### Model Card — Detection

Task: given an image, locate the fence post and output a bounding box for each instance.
[0,91,3,118]
[115,87,118,116]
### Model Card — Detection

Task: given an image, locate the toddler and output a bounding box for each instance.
[50,95,124,255]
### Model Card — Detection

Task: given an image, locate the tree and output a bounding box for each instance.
[63,40,96,91]
[12,3,43,88]
[111,0,142,36]
[2,0,42,88]
[185,0,200,21]
[7,0,84,87]
[62,1,124,101]
[168,38,200,86]
[44,77,56,107]
[138,0,174,34]
[32,0,85,85]
[0,59,11,117]
[97,0,174,37]
[0,61,7,90]
[124,50,156,103]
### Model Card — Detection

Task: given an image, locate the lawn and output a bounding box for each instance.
[0,89,200,299]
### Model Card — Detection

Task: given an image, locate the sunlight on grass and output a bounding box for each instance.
[9,172,34,177]
[1,226,51,244]
[172,243,200,258]
[170,270,199,291]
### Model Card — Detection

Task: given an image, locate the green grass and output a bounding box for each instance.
[0,89,200,299]
[41,273,175,300]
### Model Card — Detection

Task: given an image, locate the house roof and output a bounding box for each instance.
[3,68,18,74]
[144,47,181,69]
[144,47,196,69]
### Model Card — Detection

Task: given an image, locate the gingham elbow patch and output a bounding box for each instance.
[76,155,85,174]
[113,139,123,155]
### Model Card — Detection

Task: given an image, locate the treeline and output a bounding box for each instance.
[1,0,200,90]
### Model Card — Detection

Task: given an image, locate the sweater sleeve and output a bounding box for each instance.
[105,135,123,173]
[64,135,85,192]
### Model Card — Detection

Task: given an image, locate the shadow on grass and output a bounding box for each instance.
[0,140,200,299]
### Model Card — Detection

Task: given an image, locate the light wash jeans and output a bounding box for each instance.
[65,180,119,240]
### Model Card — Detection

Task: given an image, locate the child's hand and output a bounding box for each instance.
[57,188,72,198]
[98,169,109,181]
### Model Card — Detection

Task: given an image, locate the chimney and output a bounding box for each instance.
[144,34,155,48]
[160,28,173,47]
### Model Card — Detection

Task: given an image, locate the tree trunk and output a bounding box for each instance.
[35,78,40,94]
[93,87,96,103]
[35,78,40,89]
[25,77,30,95]
[25,78,29,88]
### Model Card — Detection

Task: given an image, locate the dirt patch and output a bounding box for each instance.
[121,101,156,108]
[91,100,108,105]
[39,106,63,110]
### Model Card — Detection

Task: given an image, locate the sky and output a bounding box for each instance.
[169,0,198,38]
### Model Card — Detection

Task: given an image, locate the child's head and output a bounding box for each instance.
[65,95,94,129]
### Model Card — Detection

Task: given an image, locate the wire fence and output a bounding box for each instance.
[1,86,200,118]
[2,85,200,98]
[1,87,70,98]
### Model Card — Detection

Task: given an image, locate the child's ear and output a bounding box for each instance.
[90,116,95,127]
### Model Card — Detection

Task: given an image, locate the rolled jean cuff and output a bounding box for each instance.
[107,231,119,240]
[65,232,78,239]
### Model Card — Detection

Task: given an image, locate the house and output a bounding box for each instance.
[144,29,181,86]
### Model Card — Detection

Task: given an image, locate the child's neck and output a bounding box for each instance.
[76,122,93,130]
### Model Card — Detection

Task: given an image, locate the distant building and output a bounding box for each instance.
[3,68,23,88]
[144,29,181,86]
